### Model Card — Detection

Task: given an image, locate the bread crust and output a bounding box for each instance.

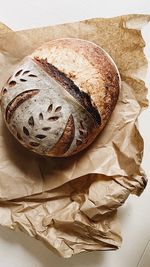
[34,57,101,125]
[31,38,120,132]
[1,38,120,157]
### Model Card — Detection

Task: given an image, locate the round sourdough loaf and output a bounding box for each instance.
[1,38,121,157]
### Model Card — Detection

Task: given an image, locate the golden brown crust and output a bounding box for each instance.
[31,38,120,136]
[44,38,120,123]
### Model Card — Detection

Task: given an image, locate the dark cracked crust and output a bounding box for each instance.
[34,57,101,125]
[5,89,39,123]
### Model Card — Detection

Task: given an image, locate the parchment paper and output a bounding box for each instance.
[0,14,149,258]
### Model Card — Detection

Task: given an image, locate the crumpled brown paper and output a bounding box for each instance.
[0,14,149,258]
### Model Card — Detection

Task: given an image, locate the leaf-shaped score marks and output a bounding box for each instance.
[47,104,53,112]
[39,113,44,120]
[48,116,59,121]
[23,126,29,136]
[55,106,62,112]
[42,127,51,131]
[36,134,46,139]
[9,80,16,87]
[23,70,30,75]
[28,74,37,78]
[20,79,27,82]
[28,116,34,127]
[1,88,7,95]
[15,69,23,76]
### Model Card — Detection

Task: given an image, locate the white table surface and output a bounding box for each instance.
[0,1,150,266]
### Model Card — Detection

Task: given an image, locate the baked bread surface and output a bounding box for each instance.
[1,38,120,157]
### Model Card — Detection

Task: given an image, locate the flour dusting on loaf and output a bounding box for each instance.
[1,38,120,157]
